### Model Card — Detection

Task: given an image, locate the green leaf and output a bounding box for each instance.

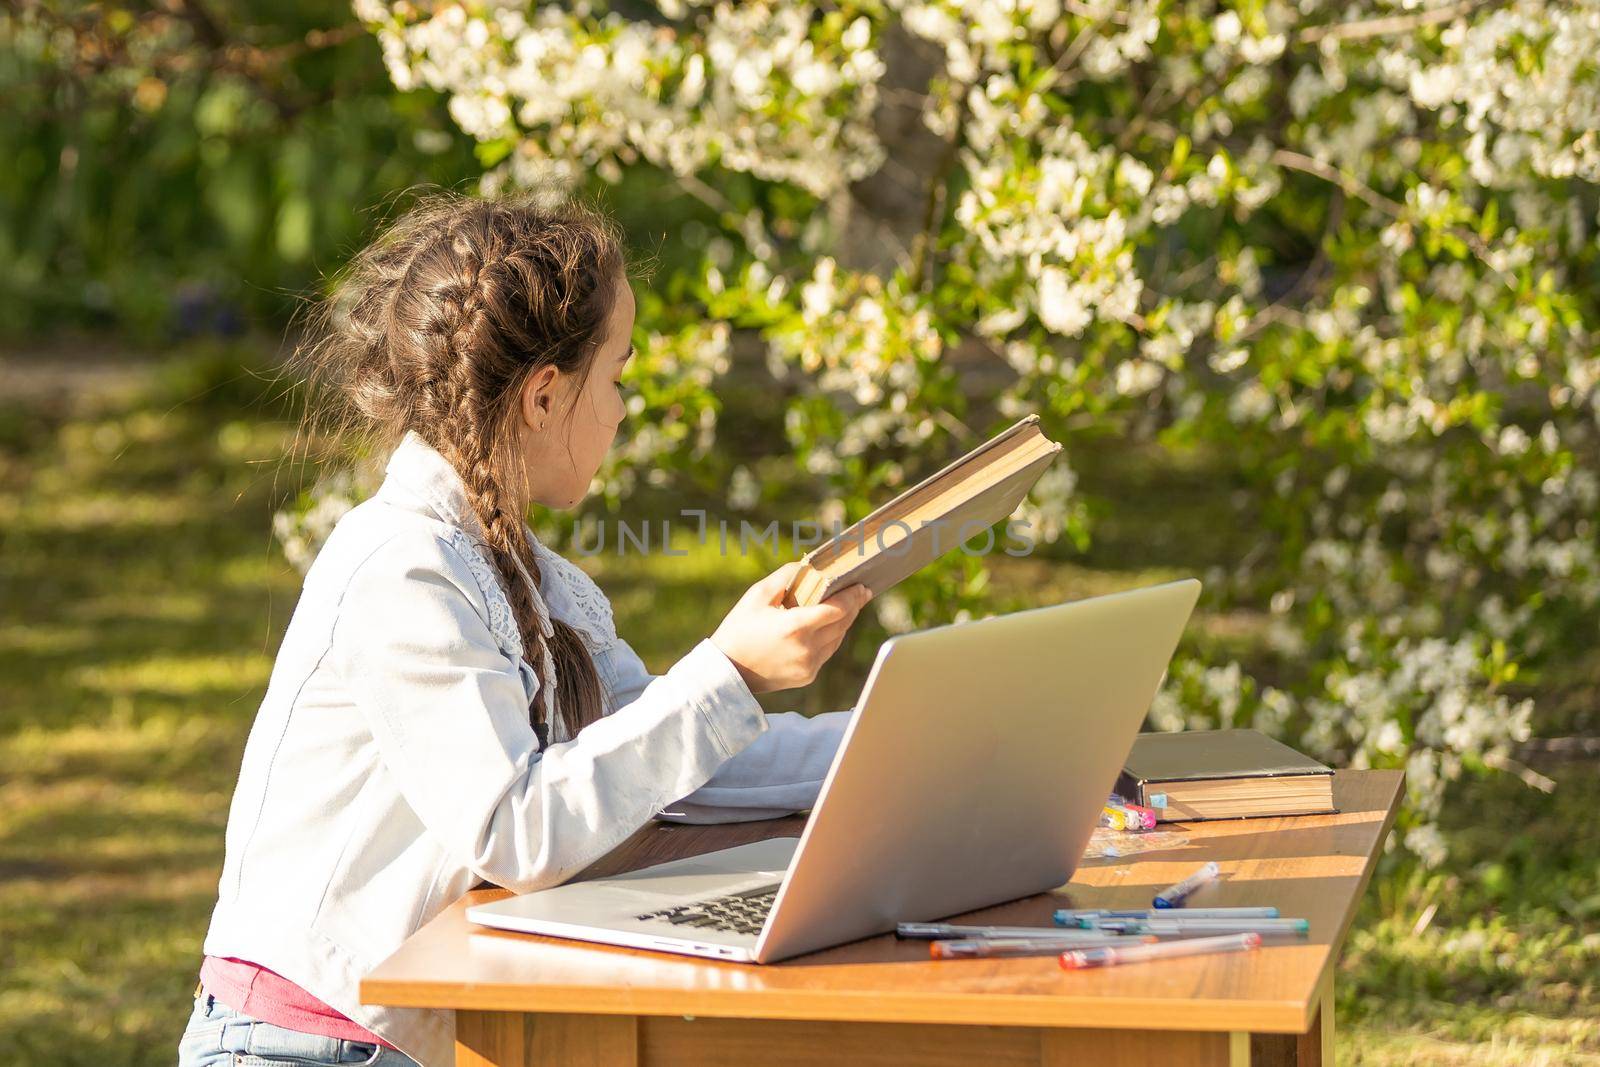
[474,137,514,168]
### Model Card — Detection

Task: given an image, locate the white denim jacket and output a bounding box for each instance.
[202,432,849,1066]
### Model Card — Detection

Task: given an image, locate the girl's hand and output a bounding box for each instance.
[711,562,874,695]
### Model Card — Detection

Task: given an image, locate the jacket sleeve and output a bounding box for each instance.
[602,638,854,825]
[334,533,768,893]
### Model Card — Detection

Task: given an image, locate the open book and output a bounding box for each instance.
[781,415,1063,608]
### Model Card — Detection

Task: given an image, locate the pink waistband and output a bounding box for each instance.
[199,955,399,1051]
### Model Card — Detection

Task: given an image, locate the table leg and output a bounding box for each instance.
[455,1010,639,1067]
[454,1010,522,1067]
[1250,972,1334,1066]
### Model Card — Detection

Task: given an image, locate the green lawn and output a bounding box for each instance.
[0,342,1594,1065]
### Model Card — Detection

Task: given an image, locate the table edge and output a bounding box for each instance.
[356,977,1316,1033]
[1294,767,1405,1029]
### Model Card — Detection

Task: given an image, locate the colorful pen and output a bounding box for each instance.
[1106,795,1159,829]
[1153,861,1220,908]
[1121,802,1159,829]
[896,923,1116,941]
[1080,917,1310,937]
[1103,795,1158,831]
[1054,907,1278,924]
[931,935,1154,960]
[1059,932,1262,970]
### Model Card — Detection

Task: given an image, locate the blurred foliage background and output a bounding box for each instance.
[1,1,1596,1065]
[0,0,478,337]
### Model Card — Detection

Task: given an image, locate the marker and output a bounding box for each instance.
[1153,861,1220,908]
[1081,917,1310,937]
[1060,932,1262,970]
[1056,908,1280,921]
[1102,803,1156,831]
[896,923,1116,941]
[1078,915,1308,932]
[932,935,1155,960]
[1121,802,1159,829]
[1104,795,1156,827]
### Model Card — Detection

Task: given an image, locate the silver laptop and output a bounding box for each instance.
[466,578,1201,963]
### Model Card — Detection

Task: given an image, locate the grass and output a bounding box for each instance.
[0,340,1594,1065]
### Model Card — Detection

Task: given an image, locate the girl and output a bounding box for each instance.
[178,193,871,1067]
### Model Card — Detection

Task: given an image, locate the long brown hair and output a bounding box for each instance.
[293,189,625,739]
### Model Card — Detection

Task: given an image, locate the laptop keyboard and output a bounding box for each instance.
[634,883,780,936]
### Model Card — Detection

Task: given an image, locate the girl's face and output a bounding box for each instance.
[517,276,637,510]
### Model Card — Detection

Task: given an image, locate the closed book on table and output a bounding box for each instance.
[782,415,1063,608]
[1115,729,1335,822]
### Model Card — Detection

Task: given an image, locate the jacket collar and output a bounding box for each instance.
[381,431,557,611]
[382,430,487,542]
[379,433,613,650]
[380,431,565,734]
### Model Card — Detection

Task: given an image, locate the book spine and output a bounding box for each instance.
[801,569,831,606]
[780,564,812,609]
[785,565,826,608]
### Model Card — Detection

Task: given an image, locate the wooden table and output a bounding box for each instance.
[362,769,1402,1067]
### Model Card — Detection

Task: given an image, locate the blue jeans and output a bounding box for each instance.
[177,987,422,1067]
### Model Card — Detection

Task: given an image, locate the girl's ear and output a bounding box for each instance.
[518,365,562,432]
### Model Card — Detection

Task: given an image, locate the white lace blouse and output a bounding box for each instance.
[200,431,850,1067]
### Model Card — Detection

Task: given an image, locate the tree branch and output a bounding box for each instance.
[1295,0,1496,46]
[676,172,737,217]
[1271,149,1414,216]
[1482,750,1557,793]
[1271,148,1512,287]
[1061,0,1131,25]
[909,83,971,290]
[1043,17,1110,91]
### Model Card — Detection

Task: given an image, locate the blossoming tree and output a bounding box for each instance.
[329,0,1600,861]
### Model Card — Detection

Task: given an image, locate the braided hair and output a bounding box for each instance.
[293,190,624,739]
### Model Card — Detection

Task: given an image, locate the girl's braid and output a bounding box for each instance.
[291,190,622,740]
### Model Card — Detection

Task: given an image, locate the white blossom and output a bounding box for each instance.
[339,0,1600,867]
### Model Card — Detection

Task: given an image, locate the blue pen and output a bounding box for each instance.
[1054,906,1278,925]
[1083,917,1310,937]
[1153,861,1220,908]
[896,922,1116,941]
